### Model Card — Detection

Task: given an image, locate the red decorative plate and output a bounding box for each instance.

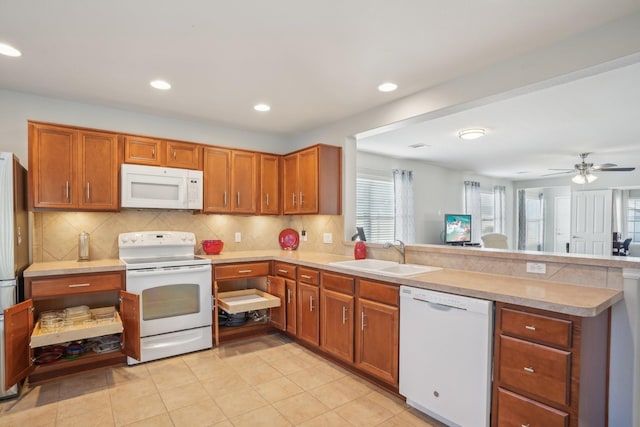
[279,228,300,250]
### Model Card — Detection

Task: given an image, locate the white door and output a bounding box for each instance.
[571,190,612,255]
[554,196,571,253]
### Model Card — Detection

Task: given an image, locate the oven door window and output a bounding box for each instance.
[142,283,200,320]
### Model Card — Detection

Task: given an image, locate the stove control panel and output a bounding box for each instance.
[119,231,196,248]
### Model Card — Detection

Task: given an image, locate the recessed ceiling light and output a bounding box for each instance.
[458,128,486,140]
[254,103,271,112]
[150,80,171,90]
[0,43,22,57]
[378,82,398,92]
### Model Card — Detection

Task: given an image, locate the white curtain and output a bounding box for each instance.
[493,185,506,234]
[612,189,629,238]
[464,181,481,244]
[393,169,415,243]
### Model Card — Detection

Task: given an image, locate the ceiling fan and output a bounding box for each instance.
[544,153,636,184]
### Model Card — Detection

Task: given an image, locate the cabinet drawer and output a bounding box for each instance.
[321,271,354,295]
[274,262,297,280]
[498,335,571,406]
[298,267,319,285]
[501,307,572,348]
[358,279,398,306]
[30,272,123,298]
[496,388,569,427]
[215,262,270,280]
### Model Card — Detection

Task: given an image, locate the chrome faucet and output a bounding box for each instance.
[383,240,406,264]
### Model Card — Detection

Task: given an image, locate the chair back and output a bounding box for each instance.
[622,238,632,252]
[481,233,508,249]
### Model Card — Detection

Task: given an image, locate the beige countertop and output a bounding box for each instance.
[25,250,623,317]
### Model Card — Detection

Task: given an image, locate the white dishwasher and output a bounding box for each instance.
[399,285,493,427]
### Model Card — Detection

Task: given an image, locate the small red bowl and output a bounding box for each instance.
[202,239,224,255]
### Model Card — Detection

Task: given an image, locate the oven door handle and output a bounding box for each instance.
[127,265,212,276]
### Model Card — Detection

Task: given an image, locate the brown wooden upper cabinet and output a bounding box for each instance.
[123,135,202,170]
[123,135,163,166]
[29,122,119,211]
[203,147,257,214]
[259,154,280,215]
[283,145,341,215]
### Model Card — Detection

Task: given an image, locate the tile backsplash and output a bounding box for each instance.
[32,211,345,262]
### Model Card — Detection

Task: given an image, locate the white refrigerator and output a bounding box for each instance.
[0,152,29,400]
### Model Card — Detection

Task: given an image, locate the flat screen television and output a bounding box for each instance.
[444,214,472,244]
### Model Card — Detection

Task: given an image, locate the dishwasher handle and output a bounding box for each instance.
[412,296,467,311]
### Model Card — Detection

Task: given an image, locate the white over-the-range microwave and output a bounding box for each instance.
[121,164,203,210]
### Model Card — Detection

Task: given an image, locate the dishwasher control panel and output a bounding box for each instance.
[400,286,491,313]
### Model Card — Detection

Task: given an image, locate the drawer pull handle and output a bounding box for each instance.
[300,274,312,280]
[523,367,535,373]
[68,283,91,288]
[521,424,530,427]
[238,269,252,274]
[278,269,288,274]
[525,325,536,331]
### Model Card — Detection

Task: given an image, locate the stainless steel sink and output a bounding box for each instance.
[328,259,441,277]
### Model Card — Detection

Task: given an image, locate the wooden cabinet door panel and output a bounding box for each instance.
[268,276,286,331]
[29,272,124,298]
[30,123,77,208]
[282,153,298,213]
[231,151,257,213]
[203,147,231,212]
[120,290,141,361]
[3,300,34,389]
[500,307,572,348]
[496,388,569,427]
[298,147,318,213]
[165,140,202,169]
[498,335,571,406]
[124,136,163,166]
[285,279,297,335]
[297,283,319,346]
[78,130,119,210]
[321,289,354,363]
[355,298,399,385]
[260,154,280,214]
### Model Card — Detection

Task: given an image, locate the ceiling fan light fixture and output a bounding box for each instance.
[458,128,485,140]
[572,172,598,184]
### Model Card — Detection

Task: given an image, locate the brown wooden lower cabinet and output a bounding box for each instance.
[297,282,320,346]
[355,297,399,385]
[491,302,609,427]
[320,289,354,363]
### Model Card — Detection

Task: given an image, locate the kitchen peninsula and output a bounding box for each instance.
[16,243,639,426]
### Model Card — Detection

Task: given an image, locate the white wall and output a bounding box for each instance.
[0,89,290,167]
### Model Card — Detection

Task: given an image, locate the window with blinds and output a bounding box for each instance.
[628,198,640,243]
[356,176,394,242]
[480,191,495,235]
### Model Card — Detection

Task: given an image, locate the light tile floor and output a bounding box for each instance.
[0,334,444,426]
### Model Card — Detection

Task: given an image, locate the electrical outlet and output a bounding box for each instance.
[234,232,241,242]
[301,230,308,241]
[526,262,546,274]
[323,233,333,244]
